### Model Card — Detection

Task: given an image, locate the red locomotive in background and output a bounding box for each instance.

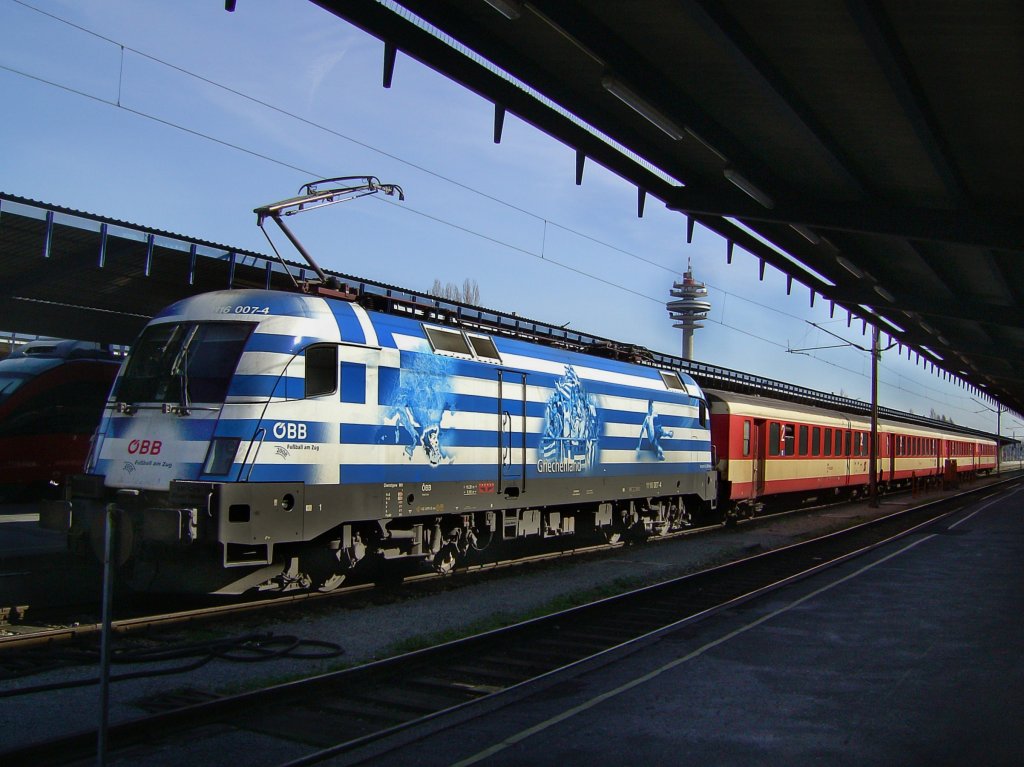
[0,340,120,499]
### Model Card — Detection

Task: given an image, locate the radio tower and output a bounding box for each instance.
[667,259,711,360]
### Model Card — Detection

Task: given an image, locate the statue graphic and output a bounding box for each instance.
[636,399,673,461]
[387,400,454,466]
[382,353,455,466]
[540,366,599,470]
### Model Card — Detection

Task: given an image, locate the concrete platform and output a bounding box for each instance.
[356,484,1024,766]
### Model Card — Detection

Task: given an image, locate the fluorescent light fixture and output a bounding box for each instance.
[938,335,949,345]
[723,216,836,287]
[835,255,864,279]
[601,76,684,140]
[723,169,774,209]
[683,126,728,162]
[873,284,895,302]
[921,346,944,361]
[480,0,522,20]
[876,317,907,337]
[790,223,821,245]
[920,321,935,334]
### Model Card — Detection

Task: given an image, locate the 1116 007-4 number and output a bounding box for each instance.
[215,305,271,315]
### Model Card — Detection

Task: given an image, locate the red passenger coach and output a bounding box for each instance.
[707,390,997,517]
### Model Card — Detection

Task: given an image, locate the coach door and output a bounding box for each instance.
[752,419,766,497]
[887,433,895,482]
[497,370,527,496]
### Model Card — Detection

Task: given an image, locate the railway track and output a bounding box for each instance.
[3,476,1016,766]
[0,476,968,647]
[0,513,748,649]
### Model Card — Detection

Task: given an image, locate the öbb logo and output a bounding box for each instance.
[273,422,308,440]
[128,439,162,456]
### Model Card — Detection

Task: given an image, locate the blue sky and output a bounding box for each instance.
[0,0,1011,435]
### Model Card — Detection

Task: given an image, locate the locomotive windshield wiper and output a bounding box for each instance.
[167,325,198,416]
[254,175,405,288]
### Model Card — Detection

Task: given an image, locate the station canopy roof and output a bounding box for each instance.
[313,1,1024,415]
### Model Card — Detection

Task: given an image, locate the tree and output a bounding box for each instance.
[429,278,480,304]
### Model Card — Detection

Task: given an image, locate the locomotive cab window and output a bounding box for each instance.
[115,321,252,405]
[304,345,337,398]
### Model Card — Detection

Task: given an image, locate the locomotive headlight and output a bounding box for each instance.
[203,438,240,475]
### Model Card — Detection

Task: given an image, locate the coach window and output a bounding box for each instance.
[824,428,832,456]
[798,425,809,456]
[769,422,781,456]
[845,430,853,457]
[783,424,795,456]
[742,420,751,456]
[305,344,338,398]
[812,427,821,456]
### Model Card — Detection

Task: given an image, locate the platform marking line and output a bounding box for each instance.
[947,488,1016,530]
[0,514,40,524]
[450,495,1008,767]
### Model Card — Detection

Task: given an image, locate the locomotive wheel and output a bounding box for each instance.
[433,546,457,576]
[318,573,346,593]
[301,547,349,593]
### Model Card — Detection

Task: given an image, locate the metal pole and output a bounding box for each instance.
[997,403,1002,475]
[97,503,117,766]
[869,325,879,507]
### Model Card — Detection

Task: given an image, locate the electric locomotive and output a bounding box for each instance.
[45,288,718,593]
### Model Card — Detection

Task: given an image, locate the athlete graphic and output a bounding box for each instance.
[636,400,673,461]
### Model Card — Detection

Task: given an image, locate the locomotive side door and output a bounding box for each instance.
[497,370,527,495]
[752,419,766,497]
